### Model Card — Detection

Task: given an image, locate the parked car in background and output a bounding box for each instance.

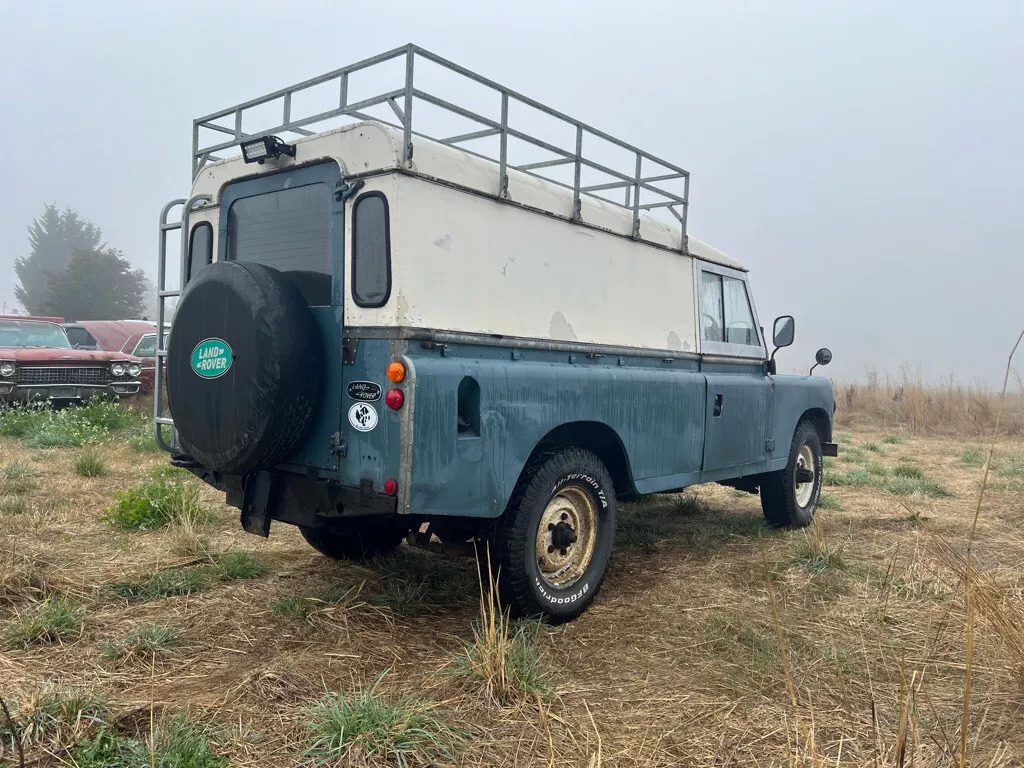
[62,320,159,393]
[0,316,143,404]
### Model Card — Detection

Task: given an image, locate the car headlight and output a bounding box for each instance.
[0,362,13,377]
[111,363,126,377]
[128,363,142,377]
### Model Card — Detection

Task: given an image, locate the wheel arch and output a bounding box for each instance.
[798,407,832,443]
[514,420,636,501]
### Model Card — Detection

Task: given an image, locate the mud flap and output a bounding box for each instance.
[822,442,839,457]
[240,471,278,537]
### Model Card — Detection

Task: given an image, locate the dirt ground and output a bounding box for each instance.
[1,424,1023,767]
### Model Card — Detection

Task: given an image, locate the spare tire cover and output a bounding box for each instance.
[166,261,323,473]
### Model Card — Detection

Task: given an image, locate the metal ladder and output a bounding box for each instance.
[154,194,211,452]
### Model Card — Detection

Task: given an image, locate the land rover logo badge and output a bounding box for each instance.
[347,381,382,401]
[348,402,378,432]
[191,338,232,379]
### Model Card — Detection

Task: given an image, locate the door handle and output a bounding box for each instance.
[713,394,723,417]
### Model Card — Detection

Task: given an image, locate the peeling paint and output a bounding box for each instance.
[433,233,452,252]
[666,331,683,351]
[397,293,410,323]
[549,312,577,341]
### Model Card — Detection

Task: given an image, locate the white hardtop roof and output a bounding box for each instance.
[193,121,746,272]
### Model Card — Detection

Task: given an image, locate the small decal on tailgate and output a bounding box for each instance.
[347,381,382,401]
[348,402,378,432]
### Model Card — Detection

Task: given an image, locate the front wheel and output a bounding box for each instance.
[760,420,823,528]
[490,448,616,623]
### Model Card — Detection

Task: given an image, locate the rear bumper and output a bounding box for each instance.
[0,382,141,401]
[180,464,399,536]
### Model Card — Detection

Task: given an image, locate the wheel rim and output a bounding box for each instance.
[794,444,816,507]
[535,485,598,589]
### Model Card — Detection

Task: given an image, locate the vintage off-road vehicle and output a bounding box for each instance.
[156,46,836,621]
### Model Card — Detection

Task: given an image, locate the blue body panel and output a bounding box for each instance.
[390,342,834,519]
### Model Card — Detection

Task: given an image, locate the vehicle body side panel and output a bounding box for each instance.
[769,374,835,451]
[405,347,706,518]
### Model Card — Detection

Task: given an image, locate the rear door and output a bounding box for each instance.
[217,161,345,474]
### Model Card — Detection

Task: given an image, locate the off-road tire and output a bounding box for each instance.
[760,420,823,528]
[490,448,616,623]
[300,518,411,560]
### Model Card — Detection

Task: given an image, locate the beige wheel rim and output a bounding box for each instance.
[795,444,816,507]
[535,485,598,589]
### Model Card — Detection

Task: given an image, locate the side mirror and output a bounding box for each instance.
[809,347,832,375]
[772,316,795,348]
[766,315,795,373]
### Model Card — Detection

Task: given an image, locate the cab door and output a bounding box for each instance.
[696,264,773,472]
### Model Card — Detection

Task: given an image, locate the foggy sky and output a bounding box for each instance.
[1,1,1021,385]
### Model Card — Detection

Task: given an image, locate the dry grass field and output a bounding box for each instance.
[1,394,1023,767]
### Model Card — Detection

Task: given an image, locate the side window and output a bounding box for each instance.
[352,193,391,308]
[188,222,213,283]
[722,276,757,346]
[132,334,157,358]
[699,271,724,343]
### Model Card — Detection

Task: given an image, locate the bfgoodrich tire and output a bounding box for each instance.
[760,420,823,528]
[300,517,413,561]
[490,448,616,623]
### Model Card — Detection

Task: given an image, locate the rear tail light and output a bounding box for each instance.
[383,478,398,496]
[387,361,406,383]
[385,388,404,410]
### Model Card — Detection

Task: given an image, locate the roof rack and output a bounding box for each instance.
[193,44,690,252]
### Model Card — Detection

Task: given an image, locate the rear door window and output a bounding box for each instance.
[226,183,333,306]
[188,223,213,283]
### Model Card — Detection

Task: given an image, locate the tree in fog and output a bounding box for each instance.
[14,205,104,313]
[14,204,146,319]
[40,248,147,320]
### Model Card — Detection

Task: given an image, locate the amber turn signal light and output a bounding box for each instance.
[387,361,406,383]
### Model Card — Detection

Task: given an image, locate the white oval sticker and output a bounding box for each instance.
[348,402,378,432]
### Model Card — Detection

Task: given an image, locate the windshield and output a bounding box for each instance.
[0,320,73,349]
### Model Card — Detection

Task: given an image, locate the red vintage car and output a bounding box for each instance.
[0,316,143,404]
[63,320,160,394]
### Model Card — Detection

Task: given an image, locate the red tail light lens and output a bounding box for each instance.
[385,388,404,410]
[383,478,398,496]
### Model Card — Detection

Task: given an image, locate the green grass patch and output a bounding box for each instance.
[67,715,226,768]
[865,461,888,477]
[960,448,985,467]
[369,548,478,615]
[112,568,210,601]
[996,454,1024,478]
[863,442,881,453]
[75,448,108,477]
[103,477,205,531]
[213,550,268,581]
[792,530,848,573]
[7,681,108,755]
[824,468,872,487]
[0,400,146,449]
[885,476,953,498]
[2,596,83,648]
[893,463,924,479]
[817,492,843,511]
[100,624,181,660]
[883,435,903,444]
[452,618,551,703]
[304,676,460,768]
[0,495,27,515]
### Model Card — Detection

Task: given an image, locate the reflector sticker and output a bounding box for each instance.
[191,338,232,379]
[348,402,378,432]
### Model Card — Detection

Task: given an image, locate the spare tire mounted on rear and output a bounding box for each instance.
[166,261,323,473]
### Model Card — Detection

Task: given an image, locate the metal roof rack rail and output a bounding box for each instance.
[193,44,690,253]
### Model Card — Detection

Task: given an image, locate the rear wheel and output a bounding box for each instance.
[300,517,411,560]
[760,420,823,528]
[490,448,616,623]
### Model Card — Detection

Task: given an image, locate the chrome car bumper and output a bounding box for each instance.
[0,382,141,401]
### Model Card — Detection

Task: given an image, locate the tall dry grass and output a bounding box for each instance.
[835,364,1024,436]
